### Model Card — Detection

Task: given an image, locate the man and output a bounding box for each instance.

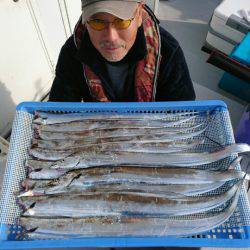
[49,0,196,102]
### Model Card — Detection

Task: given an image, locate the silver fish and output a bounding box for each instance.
[29,138,204,161]
[20,184,241,238]
[35,124,206,141]
[21,182,240,218]
[26,164,239,187]
[29,130,208,162]
[20,193,236,238]
[34,119,203,133]
[26,156,83,172]
[22,157,245,194]
[28,168,68,180]
[26,159,58,170]
[19,181,227,198]
[29,143,250,168]
[34,111,201,125]
[28,166,249,184]
[32,137,203,151]
[116,138,204,153]
[26,162,249,181]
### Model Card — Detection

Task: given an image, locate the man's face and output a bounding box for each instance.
[86,6,142,62]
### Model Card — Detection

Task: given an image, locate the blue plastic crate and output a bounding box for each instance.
[0,100,250,249]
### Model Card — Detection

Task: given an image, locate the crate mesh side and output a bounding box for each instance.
[0,107,250,240]
[0,111,33,225]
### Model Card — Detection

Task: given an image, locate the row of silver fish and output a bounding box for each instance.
[33,117,203,133]
[19,181,241,218]
[18,111,249,239]
[32,138,204,152]
[27,143,250,170]
[20,164,248,196]
[34,124,206,141]
[20,186,241,238]
[33,111,202,125]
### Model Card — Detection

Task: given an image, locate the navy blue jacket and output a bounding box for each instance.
[49,24,196,102]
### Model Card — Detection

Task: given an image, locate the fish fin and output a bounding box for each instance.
[66,173,81,188]
[29,202,36,209]
[28,227,39,233]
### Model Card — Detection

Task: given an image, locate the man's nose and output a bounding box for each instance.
[105,25,119,41]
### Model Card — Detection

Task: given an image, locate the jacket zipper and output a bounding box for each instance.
[144,5,161,101]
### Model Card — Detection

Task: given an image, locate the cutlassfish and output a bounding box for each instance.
[20,183,241,238]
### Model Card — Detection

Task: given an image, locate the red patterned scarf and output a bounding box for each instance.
[74,8,160,102]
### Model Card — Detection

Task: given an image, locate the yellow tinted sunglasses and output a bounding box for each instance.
[87,17,135,31]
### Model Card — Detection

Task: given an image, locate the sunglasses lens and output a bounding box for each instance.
[114,19,131,29]
[88,18,132,30]
[88,20,106,30]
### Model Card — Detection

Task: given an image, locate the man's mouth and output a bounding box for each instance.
[105,47,120,51]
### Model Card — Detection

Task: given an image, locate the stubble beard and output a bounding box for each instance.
[99,41,127,62]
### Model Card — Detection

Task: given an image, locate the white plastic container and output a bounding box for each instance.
[206,0,250,54]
